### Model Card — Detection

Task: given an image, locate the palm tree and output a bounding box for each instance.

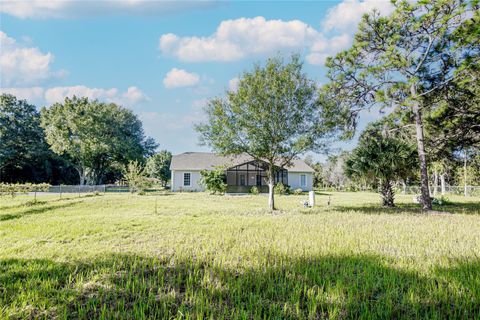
[345,134,418,207]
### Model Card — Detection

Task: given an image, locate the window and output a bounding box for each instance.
[239,174,246,186]
[300,174,306,187]
[183,173,191,186]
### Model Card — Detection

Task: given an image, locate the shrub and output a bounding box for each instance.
[0,183,50,198]
[200,170,227,194]
[432,196,452,206]
[293,188,303,195]
[123,161,149,193]
[274,183,290,195]
[250,186,259,195]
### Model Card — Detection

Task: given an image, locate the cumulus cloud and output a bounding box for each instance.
[0,31,64,86]
[163,68,200,88]
[158,1,395,66]
[323,0,394,32]
[44,85,149,106]
[0,0,216,19]
[0,87,45,104]
[159,16,319,62]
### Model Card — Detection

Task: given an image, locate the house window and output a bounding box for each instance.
[300,174,306,187]
[239,174,246,186]
[183,173,191,186]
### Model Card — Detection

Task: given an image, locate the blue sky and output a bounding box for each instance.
[0,0,393,161]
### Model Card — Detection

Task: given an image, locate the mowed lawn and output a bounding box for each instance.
[1,192,479,319]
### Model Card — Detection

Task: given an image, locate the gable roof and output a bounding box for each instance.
[170,152,314,173]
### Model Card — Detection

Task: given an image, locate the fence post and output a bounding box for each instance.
[60,185,62,199]
[78,185,81,198]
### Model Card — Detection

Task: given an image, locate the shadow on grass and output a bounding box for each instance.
[334,201,480,215]
[0,200,84,222]
[1,253,479,319]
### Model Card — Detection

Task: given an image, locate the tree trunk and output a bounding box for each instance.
[464,149,468,197]
[440,173,446,195]
[380,180,395,207]
[411,85,432,210]
[76,167,86,186]
[402,180,407,194]
[433,170,439,196]
[268,165,275,211]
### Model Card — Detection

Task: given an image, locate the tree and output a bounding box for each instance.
[345,132,418,207]
[325,0,476,210]
[41,96,157,185]
[145,150,172,187]
[196,55,337,210]
[304,155,323,188]
[200,169,227,194]
[123,160,149,193]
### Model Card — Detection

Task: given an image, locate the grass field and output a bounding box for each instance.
[1,191,479,319]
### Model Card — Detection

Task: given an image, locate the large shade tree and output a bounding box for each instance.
[41,96,157,185]
[325,0,477,210]
[196,55,339,210]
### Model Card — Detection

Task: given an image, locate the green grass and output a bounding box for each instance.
[0,192,479,319]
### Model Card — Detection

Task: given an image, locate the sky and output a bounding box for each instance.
[0,0,394,161]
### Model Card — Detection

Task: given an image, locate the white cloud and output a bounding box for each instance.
[43,85,149,106]
[158,2,395,66]
[0,31,63,86]
[163,68,200,88]
[323,0,394,32]
[159,16,319,62]
[0,87,45,104]
[0,0,216,19]
[228,77,239,91]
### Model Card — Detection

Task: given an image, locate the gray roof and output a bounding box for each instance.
[170,152,314,173]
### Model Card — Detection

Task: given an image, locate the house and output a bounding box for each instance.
[170,152,314,193]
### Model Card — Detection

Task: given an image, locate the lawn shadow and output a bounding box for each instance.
[1,253,479,319]
[0,200,85,222]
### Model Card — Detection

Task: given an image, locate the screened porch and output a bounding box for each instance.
[225,160,288,193]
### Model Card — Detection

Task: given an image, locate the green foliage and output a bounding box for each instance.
[200,170,227,194]
[293,188,303,195]
[274,182,289,195]
[0,183,50,198]
[145,150,172,187]
[197,55,338,209]
[40,96,157,185]
[123,161,149,193]
[249,186,259,195]
[345,132,418,207]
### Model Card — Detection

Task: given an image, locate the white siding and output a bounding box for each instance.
[171,170,205,192]
[288,172,313,191]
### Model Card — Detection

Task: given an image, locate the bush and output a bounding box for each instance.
[293,188,303,195]
[250,186,259,195]
[200,170,227,194]
[0,183,50,198]
[274,182,290,195]
[432,196,452,206]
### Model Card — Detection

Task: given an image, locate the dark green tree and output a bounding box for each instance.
[325,0,477,210]
[345,132,418,207]
[197,55,338,210]
[145,150,172,187]
[41,96,157,185]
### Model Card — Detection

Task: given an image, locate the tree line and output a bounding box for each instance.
[0,95,172,186]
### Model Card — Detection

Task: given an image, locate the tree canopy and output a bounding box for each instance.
[41,96,157,185]
[145,150,172,187]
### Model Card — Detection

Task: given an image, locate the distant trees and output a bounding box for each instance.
[0,94,76,184]
[197,55,340,210]
[325,0,478,210]
[41,96,157,185]
[345,132,418,207]
[145,150,172,187]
